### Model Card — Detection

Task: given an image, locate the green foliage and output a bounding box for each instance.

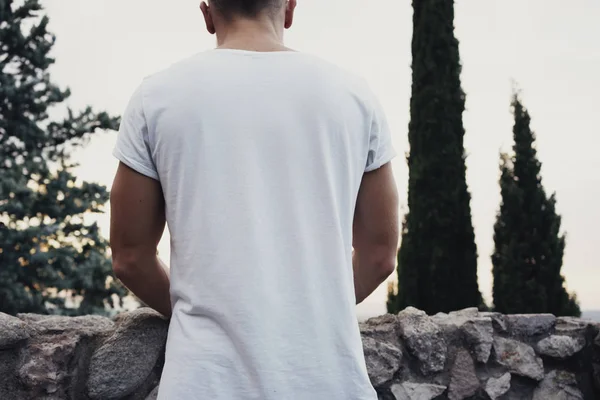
[387,0,482,315]
[0,0,126,315]
[492,94,580,317]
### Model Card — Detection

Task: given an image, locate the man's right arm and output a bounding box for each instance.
[352,162,399,304]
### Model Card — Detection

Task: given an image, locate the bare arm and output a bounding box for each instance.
[110,162,172,317]
[353,163,399,304]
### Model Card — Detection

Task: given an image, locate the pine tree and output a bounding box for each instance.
[492,94,580,317]
[387,0,482,314]
[0,0,126,315]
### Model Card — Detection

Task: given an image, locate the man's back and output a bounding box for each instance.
[113,49,395,399]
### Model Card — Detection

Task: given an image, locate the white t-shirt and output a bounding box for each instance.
[114,49,395,400]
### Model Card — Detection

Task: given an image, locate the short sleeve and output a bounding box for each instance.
[364,87,396,172]
[112,83,159,180]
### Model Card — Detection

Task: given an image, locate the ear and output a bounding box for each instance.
[200,2,216,35]
[284,0,297,30]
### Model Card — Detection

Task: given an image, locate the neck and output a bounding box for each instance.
[215,16,288,52]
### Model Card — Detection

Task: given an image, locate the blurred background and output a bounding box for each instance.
[1,0,599,320]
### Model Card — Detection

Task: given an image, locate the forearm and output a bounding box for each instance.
[353,249,394,305]
[114,255,172,318]
[353,251,377,305]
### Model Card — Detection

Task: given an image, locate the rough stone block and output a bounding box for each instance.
[86,308,168,400]
[532,370,583,400]
[494,337,544,381]
[537,335,585,359]
[480,312,508,333]
[0,313,31,349]
[505,314,556,337]
[17,333,81,398]
[461,317,493,363]
[397,307,447,375]
[448,349,479,400]
[362,336,403,387]
[555,317,590,336]
[19,314,114,337]
[485,373,511,400]
[360,313,401,347]
[391,382,446,400]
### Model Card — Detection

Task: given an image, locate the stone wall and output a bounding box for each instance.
[1,307,599,399]
[363,308,600,399]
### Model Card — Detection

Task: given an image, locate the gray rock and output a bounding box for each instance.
[449,308,479,318]
[19,314,114,337]
[537,335,585,359]
[391,382,446,400]
[430,312,460,328]
[360,313,401,347]
[433,308,478,330]
[431,311,493,364]
[481,312,508,333]
[448,350,479,400]
[16,313,50,322]
[594,332,600,347]
[532,370,583,400]
[397,307,447,375]
[506,314,556,337]
[0,312,30,349]
[592,364,600,393]
[485,373,511,400]
[17,333,80,398]
[555,317,589,336]
[494,337,544,381]
[461,317,494,363]
[87,308,168,399]
[593,322,600,337]
[146,385,159,400]
[0,348,25,400]
[430,312,463,340]
[362,336,403,387]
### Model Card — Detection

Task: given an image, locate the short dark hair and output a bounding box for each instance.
[211,0,285,19]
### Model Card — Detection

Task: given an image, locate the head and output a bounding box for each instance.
[200,0,297,35]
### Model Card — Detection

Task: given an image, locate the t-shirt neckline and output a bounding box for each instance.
[210,48,298,56]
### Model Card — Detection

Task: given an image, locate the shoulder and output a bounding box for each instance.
[138,52,209,92]
[297,52,368,87]
[292,52,377,109]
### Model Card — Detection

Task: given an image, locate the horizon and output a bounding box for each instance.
[43,0,600,317]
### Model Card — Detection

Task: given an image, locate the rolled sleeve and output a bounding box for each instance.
[364,89,396,172]
[113,82,159,180]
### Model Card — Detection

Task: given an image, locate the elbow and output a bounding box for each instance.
[372,244,397,279]
[112,257,130,282]
[112,249,145,281]
[377,257,396,279]
[364,248,397,280]
[355,241,398,279]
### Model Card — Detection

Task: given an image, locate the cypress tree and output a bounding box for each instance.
[492,94,580,316]
[388,0,482,315]
[0,0,126,315]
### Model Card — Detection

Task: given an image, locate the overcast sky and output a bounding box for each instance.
[43,0,600,317]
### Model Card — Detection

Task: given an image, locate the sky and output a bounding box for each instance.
[42,0,600,318]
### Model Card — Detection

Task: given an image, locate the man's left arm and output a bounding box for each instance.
[110,162,172,318]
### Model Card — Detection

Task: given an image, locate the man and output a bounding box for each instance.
[109,0,399,398]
